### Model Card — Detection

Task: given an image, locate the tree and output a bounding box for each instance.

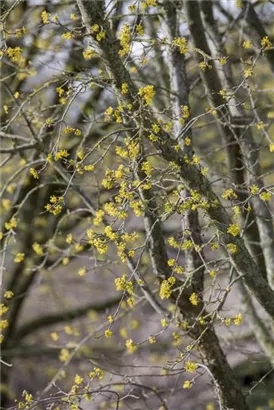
[1,1,274,409]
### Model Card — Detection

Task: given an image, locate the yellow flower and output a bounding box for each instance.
[148,336,156,344]
[174,266,184,274]
[29,168,39,179]
[83,47,96,60]
[62,32,73,40]
[136,24,144,36]
[250,184,259,195]
[141,0,157,8]
[121,83,129,94]
[4,291,14,299]
[50,332,59,341]
[118,24,131,56]
[0,320,9,329]
[0,304,9,316]
[138,85,155,105]
[93,209,105,226]
[261,36,272,49]
[183,380,192,389]
[89,367,104,380]
[84,164,95,172]
[6,47,22,63]
[168,258,176,267]
[260,191,272,201]
[161,318,169,327]
[1,199,11,211]
[59,348,70,362]
[256,121,264,130]
[5,217,17,231]
[74,374,83,385]
[219,57,227,65]
[234,313,242,326]
[78,267,86,277]
[22,391,32,404]
[172,37,188,54]
[62,257,69,265]
[54,150,69,160]
[125,338,136,353]
[269,143,274,152]
[159,278,175,300]
[227,224,240,237]
[41,10,50,24]
[32,242,43,256]
[185,137,191,146]
[189,293,199,306]
[141,161,153,176]
[243,40,252,49]
[244,68,253,78]
[185,360,198,372]
[226,243,238,254]
[222,189,237,200]
[105,329,112,338]
[14,253,25,263]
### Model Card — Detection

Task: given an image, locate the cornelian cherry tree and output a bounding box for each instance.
[1,1,274,409]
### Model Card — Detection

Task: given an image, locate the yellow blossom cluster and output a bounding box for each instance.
[93,209,105,226]
[2,47,24,65]
[168,259,185,274]
[125,338,136,353]
[4,291,14,299]
[90,24,105,41]
[5,217,17,231]
[199,61,212,71]
[185,360,198,372]
[44,195,63,216]
[172,37,188,54]
[260,191,272,201]
[250,184,259,195]
[183,380,192,389]
[115,274,133,294]
[54,150,69,161]
[261,36,272,50]
[62,32,73,40]
[118,24,131,56]
[141,161,153,176]
[243,40,253,49]
[159,277,176,299]
[227,224,240,237]
[226,243,238,254]
[222,189,238,200]
[104,329,113,338]
[189,293,199,306]
[14,253,25,263]
[29,168,39,179]
[136,24,144,36]
[138,85,155,105]
[15,27,27,38]
[64,126,81,136]
[89,367,104,379]
[115,138,140,160]
[0,304,9,316]
[41,10,50,24]
[234,313,242,326]
[83,47,96,60]
[32,242,43,256]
